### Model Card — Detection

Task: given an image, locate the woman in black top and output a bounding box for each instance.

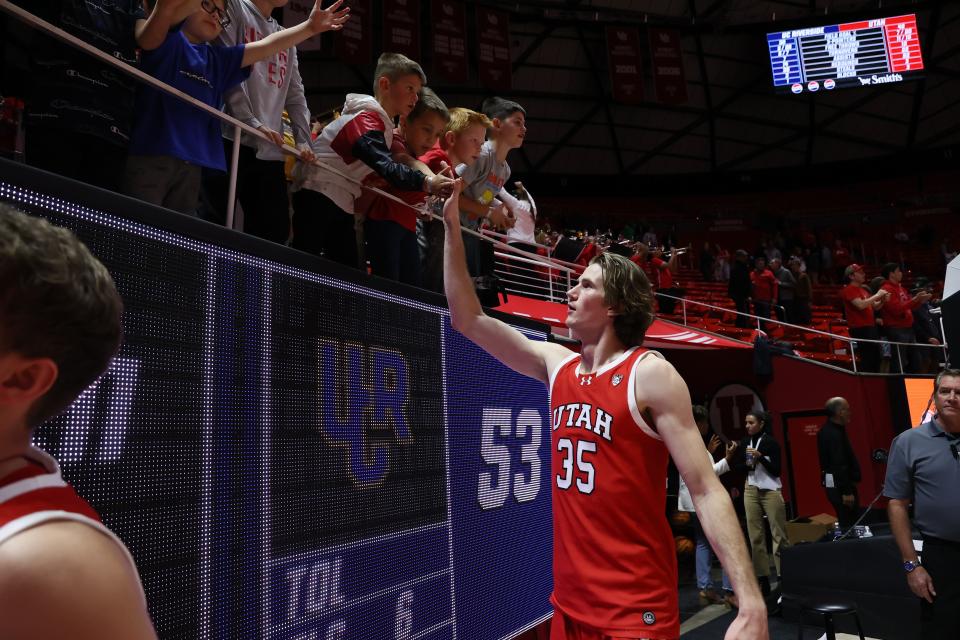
[735,410,790,596]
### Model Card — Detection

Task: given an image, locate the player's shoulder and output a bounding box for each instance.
[632,350,681,392]
[540,341,578,376]
[0,520,136,603]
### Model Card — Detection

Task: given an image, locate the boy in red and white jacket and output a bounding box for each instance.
[290,53,454,268]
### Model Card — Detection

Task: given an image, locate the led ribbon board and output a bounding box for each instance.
[768,14,924,94]
[0,163,553,640]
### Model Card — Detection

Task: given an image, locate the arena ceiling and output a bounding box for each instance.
[299,0,960,177]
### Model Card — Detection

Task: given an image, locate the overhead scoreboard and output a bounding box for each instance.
[767,14,924,94]
[0,160,554,640]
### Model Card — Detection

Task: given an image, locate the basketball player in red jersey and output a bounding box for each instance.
[442,180,767,640]
[0,205,156,639]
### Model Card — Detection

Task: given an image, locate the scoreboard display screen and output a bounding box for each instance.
[0,161,554,640]
[767,14,924,94]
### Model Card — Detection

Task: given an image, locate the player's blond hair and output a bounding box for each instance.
[444,108,492,136]
[590,252,655,347]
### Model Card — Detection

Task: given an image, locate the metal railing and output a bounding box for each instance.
[484,238,948,374]
[656,292,947,376]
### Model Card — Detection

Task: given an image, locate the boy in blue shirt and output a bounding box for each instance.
[124,0,349,214]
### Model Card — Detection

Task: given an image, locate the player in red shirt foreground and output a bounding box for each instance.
[442,181,767,640]
[0,205,156,639]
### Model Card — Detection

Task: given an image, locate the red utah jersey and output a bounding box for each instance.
[549,347,678,638]
[0,446,142,587]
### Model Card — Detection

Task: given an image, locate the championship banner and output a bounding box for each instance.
[476,6,512,91]
[431,0,469,84]
[383,0,420,60]
[283,1,323,51]
[649,28,688,104]
[605,26,644,104]
[334,0,372,65]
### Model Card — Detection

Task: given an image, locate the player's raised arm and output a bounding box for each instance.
[443,179,570,384]
[634,356,769,640]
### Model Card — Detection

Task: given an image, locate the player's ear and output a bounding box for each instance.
[490,117,502,130]
[0,354,58,408]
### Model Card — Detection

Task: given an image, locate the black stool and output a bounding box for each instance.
[796,598,866,640]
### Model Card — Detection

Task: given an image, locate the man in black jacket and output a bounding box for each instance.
[817,397,862,528]
[728,249,752,328]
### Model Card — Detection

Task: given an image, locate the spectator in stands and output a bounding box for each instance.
[9,1,147,191]
[734,410,790,597]
[729,250,752,328]
[504,182,537,253]
[750,257,777,325]
[880,263,932,374]
[124,0,349,215]
[817,397,862,529]
[805,244,821,285]
[290,53,454,267]
[419,107,492,292]
[456,96,528,277]
[820,243,834,284]
[790,257,812,325]
[770,257,795,323]
[841,264,888,373]
[642,226,658,249]
[714,244,730,282]
[203,0,320,242]
[699,241,715,282]
[651,246,681,315]
[762,240,781,265]
[679,406,738,608]
[912,277,944,374]
[359,87,449,286]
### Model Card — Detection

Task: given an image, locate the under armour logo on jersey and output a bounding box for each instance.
[612,374,623,386]
[580,376,593,386]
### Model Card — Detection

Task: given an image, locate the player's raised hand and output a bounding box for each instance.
[307,0,350,35]
[442,179,464,226]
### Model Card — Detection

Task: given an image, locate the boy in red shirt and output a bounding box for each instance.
[839,264,888,372]
[359,87,450,286]
[419,108,493,292]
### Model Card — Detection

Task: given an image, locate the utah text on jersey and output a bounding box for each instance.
[552,403,613,442]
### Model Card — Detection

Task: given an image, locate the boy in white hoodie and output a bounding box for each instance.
[290,52,455,268]
[203,0,326,242]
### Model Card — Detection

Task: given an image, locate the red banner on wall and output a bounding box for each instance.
[334,0,371,65]
[605,26,644,104]
[383,0,420,61]
[431,0,468,84]
[648,28,688,104]
[476,6,512,90]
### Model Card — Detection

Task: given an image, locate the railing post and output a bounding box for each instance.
[850,338,858,373]
[226,125,241,230]
[682,298,687,326]
[548,264,555,302]
[895,343,903,374]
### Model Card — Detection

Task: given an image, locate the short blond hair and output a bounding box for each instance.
[444,108,492,136]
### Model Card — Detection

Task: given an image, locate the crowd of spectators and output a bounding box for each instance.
[0,1,949,370]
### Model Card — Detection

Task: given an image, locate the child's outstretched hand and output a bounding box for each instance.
[307,0,351,35]
[442,179,464,226]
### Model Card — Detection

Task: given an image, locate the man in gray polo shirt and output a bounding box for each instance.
[883,368,960,640]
